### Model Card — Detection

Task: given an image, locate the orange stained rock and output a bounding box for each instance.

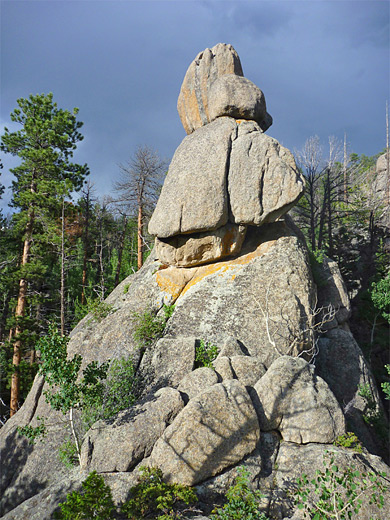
[155,235,277,301]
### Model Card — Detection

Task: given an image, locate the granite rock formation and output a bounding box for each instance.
[1,44,389,520]
[149,43,303,267]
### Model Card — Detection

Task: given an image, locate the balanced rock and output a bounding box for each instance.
[148,117,304,266]
[148,380,260,486]
[228,120,304,226]
[253,356,345,444]
[208,74,271,131]
[148,117,235,238]
[177,43,244,134]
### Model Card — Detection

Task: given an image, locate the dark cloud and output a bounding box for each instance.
[1,0,388,209]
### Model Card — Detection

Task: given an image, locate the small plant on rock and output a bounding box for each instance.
[195,339,219,369]
[333,432,362,453]
[18,325,138,467]
[210,466,268,520]
[381,364,390,400]
[133,304,174,350]
[53,471,115,519]
[294,450,388,520]
[120,466,197,519]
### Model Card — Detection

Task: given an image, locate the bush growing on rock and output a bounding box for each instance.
[120,466,197,519]
[195,339,219,369]
[294,451,388,520]
[18,325,138,466]
[132,304,175,350]
[210,466,268,520]
[53,471,115,519]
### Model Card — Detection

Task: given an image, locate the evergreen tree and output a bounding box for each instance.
[0,93,88,415]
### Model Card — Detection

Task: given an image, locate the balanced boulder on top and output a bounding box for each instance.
[149,44,304,267]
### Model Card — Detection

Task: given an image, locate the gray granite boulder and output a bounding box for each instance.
[148,380,260,485]
[270,442,390,520]
[228,121,304,226]
[148,117,235,238]
[253,356,345,443]
[316,328,386,457]
[165,220,317,367]
[80,387,184,473]
[315,256,351,329]
[208,74,271,130]
[230,355,267,387]
[177,43,244,134]
[178,367,219,401]
[155,222,247,267]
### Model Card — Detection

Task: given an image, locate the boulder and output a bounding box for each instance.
[212,356,235,381]
[230,355,267,387]
[138,336,197,390]
[178,367,219,401]
[228,121,305,226]
[148,117,235,238]
[253,356,345,443]
[148,380,260,485]
[315,256,351,328]
[177,43,244,134]
[208,74,271,130]
[80,387,184,472]
[166,221,317,367]
[316,328,386,456]
[155,222,247,267]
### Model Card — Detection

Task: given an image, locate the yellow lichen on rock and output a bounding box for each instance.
[155,234,278,301]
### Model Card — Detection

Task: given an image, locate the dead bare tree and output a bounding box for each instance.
[253,280,337,364]
[114,146,166,270]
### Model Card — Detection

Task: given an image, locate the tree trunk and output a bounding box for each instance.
[10,209,34,416]
[114,215,127,287]
[327,172,334,258]
[309,181,316,251]
[81,192,90,306]
[137,204,143,270]
[60,199,66,336]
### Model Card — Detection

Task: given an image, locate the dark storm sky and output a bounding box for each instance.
[1,0,389,210]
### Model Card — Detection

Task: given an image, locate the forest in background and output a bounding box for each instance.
[0,93,389,427]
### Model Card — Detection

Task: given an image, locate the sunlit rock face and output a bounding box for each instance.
[149,44,303,268]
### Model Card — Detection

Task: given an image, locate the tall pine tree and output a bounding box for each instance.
[1,93,88,415]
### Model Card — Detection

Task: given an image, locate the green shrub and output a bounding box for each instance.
[120,466,197,519]
[381,364,390,400]
[87,299,115,324]
[211,466,268,520]
[54,471,115,519]
[294,451,388,520]
[133,304,174,350]
[17,416,46,444]
[82,357,138,427]
[58,439,79,468]
[358,384,385,428]
[123,282,131,294]
[371,274,390,323]
[333,432,362,453]
[195,339,219,369]
[308,249,328,288]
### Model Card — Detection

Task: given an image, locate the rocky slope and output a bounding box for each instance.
[1,43,389,520]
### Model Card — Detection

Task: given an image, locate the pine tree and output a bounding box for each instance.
[0,93,88,415]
